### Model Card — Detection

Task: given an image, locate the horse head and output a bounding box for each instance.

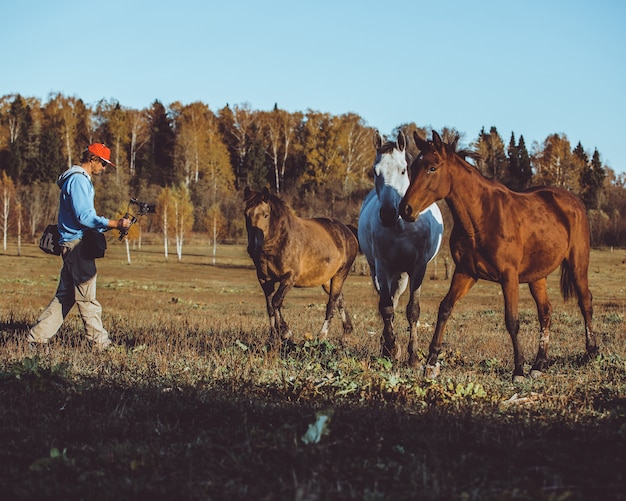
[373,130,409,227]
[400,130,452,222]
[400,130,480,222]
[244,186,272,258]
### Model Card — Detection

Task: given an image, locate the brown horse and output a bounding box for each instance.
[399,131,598,381]
[244,187,359,345]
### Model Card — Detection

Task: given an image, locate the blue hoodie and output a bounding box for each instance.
[57,166,109,244]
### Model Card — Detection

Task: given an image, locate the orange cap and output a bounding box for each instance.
[88,143,115,166]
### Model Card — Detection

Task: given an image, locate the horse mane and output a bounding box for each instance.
[245,189,294,219]
[378,140,414,164]
[443,133,482,164]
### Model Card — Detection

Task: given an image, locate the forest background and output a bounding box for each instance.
[1,92,624,260]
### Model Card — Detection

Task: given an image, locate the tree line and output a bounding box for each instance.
[0,92,625,259]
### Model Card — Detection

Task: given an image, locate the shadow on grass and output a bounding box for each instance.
[1,355,625,501]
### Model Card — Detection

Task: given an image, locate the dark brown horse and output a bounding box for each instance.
[244,187,359,345]
[399,131,598,381]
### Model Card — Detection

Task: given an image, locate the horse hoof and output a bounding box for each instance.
[512,374,526,383]
[423,362,440,380]
[529,369,543,380]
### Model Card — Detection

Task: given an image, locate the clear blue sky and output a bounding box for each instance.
[2,0,625,174]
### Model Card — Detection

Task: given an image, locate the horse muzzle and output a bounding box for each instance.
[379,206,399,228]
[399,200,417,222]
[246,228,265,258]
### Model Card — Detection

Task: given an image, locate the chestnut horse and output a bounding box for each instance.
[244,187,359,345]
[399,131,598,381]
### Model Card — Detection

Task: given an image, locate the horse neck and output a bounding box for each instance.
[265,210,294,249]
[444,159,494,245]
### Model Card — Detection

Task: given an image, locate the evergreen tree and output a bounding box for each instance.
[506,132,519,189]
[245,125,269,190]
[25,127,64,184]
[142,101,176,186]
[506,133,532,191]
[1,95,33,182]
[517,136,532,189]
[580,148,606,210]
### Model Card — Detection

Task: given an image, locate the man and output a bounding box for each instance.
[28,143,131,351]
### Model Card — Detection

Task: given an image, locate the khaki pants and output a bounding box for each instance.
[28,238,111,349]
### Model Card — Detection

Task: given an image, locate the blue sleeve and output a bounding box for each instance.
[67,176,109,230]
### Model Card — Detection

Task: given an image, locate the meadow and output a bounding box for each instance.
[0,241,625,500]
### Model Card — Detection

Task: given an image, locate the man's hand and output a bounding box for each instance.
[117,217,131,230]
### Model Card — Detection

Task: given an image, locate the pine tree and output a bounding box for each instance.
[142,101,176,186]
[517,136,532,189]
[245,126,269,190]
[580,149,606,210]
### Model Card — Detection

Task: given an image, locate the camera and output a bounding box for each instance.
[130,198,156,216]
[118,198,156,241]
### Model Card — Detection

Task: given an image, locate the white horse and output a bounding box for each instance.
[358,130,444,365]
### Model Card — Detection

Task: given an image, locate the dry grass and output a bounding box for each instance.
[1,241,625,500]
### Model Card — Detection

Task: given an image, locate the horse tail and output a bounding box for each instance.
[560,260,576,301]
[346,224,361,253]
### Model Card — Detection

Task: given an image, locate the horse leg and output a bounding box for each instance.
[567,257,598,358]
[379,295,400,360]
[406,284,422,367]
[501,273,525,382]
[335,292,353,337]
[260,281,280,346]
[272,279,294,340]
[425,272,476,378]
[379,275,407,361]
[319,272,353,339]
[407,265,427,368]
[528,278,552,378]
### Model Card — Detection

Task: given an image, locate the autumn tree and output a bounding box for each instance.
[22,181,58,239]
[44,93,87,168]
[172,101,215,185]
[0,171,15,250]
[218,103,257,190]
[474,126,507,181]
[127,108,149,179]
[300,111,339,193]
[157,187,175,260]
[171,185,194,262]
[260,104,302,193]
[532,133,579,191]
[333,112,373,193]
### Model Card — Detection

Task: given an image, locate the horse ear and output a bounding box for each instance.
[261,187,271,200]
[397,130,407,152]
[373,129,382,150]
[244,186,252,200]
[432,130,443,148]
[413,130,428,151]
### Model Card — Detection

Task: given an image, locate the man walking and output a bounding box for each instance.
[28,143,131,351]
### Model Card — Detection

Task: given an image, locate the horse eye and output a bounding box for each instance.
[401,169,406,176]
[427,166,437,174]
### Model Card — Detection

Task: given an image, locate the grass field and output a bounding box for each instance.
[0,240,625,500]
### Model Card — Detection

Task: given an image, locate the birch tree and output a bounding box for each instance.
[172,185,194,262]
[260,105,302,193]
[157,187,175,260]
[0,171,15,250]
